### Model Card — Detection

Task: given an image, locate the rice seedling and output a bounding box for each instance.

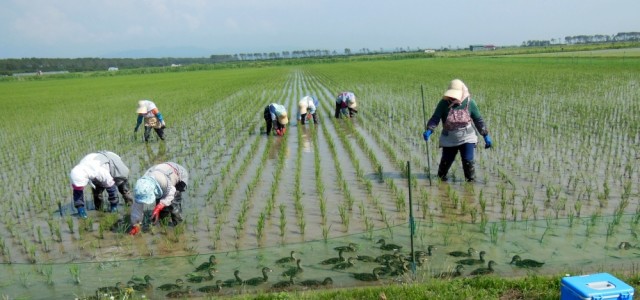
[69,264,81,285]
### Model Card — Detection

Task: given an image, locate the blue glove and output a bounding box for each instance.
[423,129,433,141]
[484,134,493,149]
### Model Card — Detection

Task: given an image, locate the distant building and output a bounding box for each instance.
[108,67,119,71]
[469,45,497,51]
[424,49,436,53]
[171,64,182,67]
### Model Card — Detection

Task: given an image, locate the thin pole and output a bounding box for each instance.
[408,161,416,275]
[420,85,432,186]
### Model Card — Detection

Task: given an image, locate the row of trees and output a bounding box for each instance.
[523,31,640,47]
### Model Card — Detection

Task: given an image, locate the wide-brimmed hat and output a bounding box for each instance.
[277,112,289,125]
[134,176,158,205]
[347,98,357,109]
[298,99,309,114]
[443,79,464,100]
[136,101,147,114]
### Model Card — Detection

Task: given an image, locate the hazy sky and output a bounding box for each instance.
[1,0,638,58]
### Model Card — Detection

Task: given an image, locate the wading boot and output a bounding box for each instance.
[437,159,453,182]
[462,160,476,182]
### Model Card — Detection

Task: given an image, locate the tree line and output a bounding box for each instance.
[522,31,640,47]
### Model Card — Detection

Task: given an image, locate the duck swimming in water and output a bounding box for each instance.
[434,264,465,279]
[619,242,635,250]
[299,277,333,287]
[356,254,377,262]
[187,267,217,283]
[244,267,273,286]
[320,249,345,265]
[510,255,544,268]
[448,247,475,257]
[271,275,295,290]
[222,270,243,287]
[456,251,486,265]
[129,275,153,292]
[157,278,184,291]
[334,243,358,252]
[96,281,125,296]
[352,267,383,281]
[470,260,497,275]
[275,251,298,264]
[165,286,193,298]
[377,238,403,251]
[195,255,217,272]
[332,257,356,270]
[282,259,303,277]
[197,280,223,294]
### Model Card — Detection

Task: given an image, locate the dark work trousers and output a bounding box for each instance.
[158,191,183,226]
[91,178,133,210]
[144,126,165,142]
[300,113,318,124]
[438,143,476,181]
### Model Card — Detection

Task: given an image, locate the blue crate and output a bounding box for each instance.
[561,273,634,300]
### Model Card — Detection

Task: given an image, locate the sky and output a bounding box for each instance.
[0,0,638,59]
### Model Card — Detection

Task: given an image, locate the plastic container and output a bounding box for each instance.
[561,273,634,300]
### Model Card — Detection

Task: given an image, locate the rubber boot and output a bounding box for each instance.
[462,160,476,182]
[77,206,88,219]
[437,159,453,182]
[110,203,118,213]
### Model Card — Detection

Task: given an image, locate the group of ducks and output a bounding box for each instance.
[433,247,545,278]
[90,241,547,298]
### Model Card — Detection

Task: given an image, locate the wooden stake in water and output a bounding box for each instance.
[408,161,416,275]
[420,85,432,186]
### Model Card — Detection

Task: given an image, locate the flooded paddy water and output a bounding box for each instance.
[1,61,639,299]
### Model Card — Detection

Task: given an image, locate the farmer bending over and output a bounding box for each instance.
[129,162,188,235]
[264,103,289,136]
[335,92,357,118]
[298,95,319,125]
[69,151,134,218]
[134,99,166,142]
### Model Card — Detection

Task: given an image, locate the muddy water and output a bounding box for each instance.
[1,69,639,299]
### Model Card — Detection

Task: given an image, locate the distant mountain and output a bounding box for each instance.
[101,46,217,58]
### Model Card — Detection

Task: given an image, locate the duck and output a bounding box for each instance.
[222,270,243,287]
[456,250,486,265]
[197,280,223,294]
[510,255,545,268]
[619,242,635,250]
[377,238,403,251]
[331,257,356,270]
[275,251,298,264]
[195,255,217,272]
[375,250,402,264]
[470,260,497,275]
[434,264,465,279]
[130,274,153,284]
[299,277,333,287]
[356,254,377,262]
[282,259,303,277]
[334,243,358,252]
[157,278,184,291]
[166,286,193,299]
[95,281,125,296]
[271,275,295,290]
[448,247,475,257]
[186,267,216,283]
[352,267,383,281]
[389,261,410,276]
[244,267,273,286]
[320,249,346,265]
[129,275,153,292]
[411,245,437,258]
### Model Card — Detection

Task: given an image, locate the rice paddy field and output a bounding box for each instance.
[0,54,639,299]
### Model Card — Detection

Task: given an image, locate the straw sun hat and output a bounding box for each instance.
[136,100,147,114]
[277,112,289,125]
[443,79,464,100]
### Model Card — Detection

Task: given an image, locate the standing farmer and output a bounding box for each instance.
[135,100,166,142]
[335,92,357,118]
[69,151,134,218]
[129,162,188,235]
[298,95,319,125]
[422,79,493,182]
[263,103,289,136]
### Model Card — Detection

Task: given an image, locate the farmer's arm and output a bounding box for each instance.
[159,186,176,207]
[469,100,488,136]
[426,100,448,130]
